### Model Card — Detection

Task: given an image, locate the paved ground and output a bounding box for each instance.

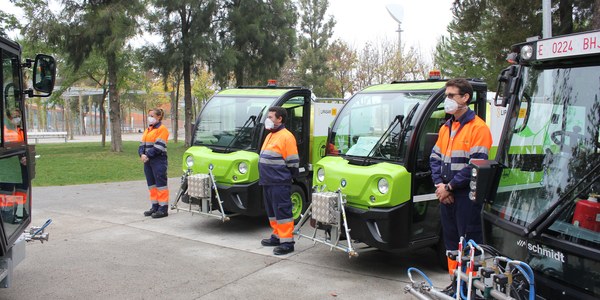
[0,178,449,299]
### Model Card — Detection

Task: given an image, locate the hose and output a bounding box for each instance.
[407,267,434,287]
[31,218,52,237]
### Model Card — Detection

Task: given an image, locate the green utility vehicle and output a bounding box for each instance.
[174,83,343,222]
[297,74,489,258]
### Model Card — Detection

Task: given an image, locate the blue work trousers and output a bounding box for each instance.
[440,189,483,251]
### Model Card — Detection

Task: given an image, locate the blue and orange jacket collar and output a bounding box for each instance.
[269,123,286,133]
[444,108,475,128]
[149,121,162,130]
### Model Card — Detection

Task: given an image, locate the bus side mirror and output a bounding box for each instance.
[33,54,56,96]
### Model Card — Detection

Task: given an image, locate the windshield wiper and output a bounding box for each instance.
[396,103,419,152]
[225,106,266,152]
[527,161,600,238]
[365,114,404,160]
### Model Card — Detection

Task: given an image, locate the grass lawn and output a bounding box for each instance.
[33,141,189,186]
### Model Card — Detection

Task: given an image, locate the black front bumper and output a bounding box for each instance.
[211,181,265,217]
[345,202,412,251]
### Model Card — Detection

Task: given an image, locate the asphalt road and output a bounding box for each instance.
[0,178,449,299]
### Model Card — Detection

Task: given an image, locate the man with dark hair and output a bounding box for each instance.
[430,78,492,292]
[259,106,299,255]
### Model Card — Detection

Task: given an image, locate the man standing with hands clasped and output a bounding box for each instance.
[259,106,300,255]
[430,79,492,282]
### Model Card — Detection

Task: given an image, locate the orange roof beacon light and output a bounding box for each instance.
[428,70,442,80]
[267,79,278,87]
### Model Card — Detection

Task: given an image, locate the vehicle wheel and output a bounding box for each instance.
[290,184,307,224]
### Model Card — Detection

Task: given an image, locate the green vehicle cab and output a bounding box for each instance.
[177,83,342,222]
[308,75,488,256]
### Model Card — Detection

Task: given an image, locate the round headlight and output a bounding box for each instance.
[471,167,478,177]
[238,162,248,174]
[521,45,534,60]
[470,180,477,190]
[185,156,194,167]
[377,178,389,194]
[317,168,325,182]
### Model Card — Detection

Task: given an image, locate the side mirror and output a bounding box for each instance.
[495,65,518,107]
[32,54,56,96]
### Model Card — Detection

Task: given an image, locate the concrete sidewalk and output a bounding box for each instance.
[0,179,448,299]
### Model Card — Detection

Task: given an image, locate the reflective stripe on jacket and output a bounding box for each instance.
[259,125,299,185]
[430,109,492,190]
[138,122,169,158]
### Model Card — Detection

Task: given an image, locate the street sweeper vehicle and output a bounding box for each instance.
[295,73,494,259]
[173,81,343,222]
[467,29,600,299]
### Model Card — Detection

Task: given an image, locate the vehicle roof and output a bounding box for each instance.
[0,36,21,53]
[360,81,447,93]
[216,87,308,97]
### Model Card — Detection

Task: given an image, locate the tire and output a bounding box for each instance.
[290,184,307,224]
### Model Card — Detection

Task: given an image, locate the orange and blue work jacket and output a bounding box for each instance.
[138,122,169,158]
[3,125,24,143]
[259,125,299,185]
[430,109,492,190]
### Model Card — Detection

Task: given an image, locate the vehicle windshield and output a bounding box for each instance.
[192,96,274,150]
[490,65,600,235]
[330,91,434,162]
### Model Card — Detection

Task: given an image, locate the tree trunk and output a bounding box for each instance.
[558,0,574,35]
[100,92,107,147]
[107,52,122,152]
[594,0,600,30]
[79,93,87,135]
[65,97,74,140]
[183,61,193,147]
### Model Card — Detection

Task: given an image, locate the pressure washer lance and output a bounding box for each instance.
[466,242,476,300]
[24,219,52,243]
[455,236,464,300]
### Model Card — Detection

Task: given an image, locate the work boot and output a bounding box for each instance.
[151,205,169,218]
[261,235,280,247]
[144,204,159,217]
[273,242,294,255]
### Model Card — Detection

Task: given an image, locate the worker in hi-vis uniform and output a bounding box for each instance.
[139,108,170,218]
[259,106,299,255]
[430,79,492,295]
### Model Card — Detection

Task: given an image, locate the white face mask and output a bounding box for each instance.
[444,97,459,114]
[264,118,275,130]
[147,116,157,125]
[10,117,21,126]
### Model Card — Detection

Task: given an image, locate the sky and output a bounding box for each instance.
[2,0,454,61]
[328,0,454,60]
